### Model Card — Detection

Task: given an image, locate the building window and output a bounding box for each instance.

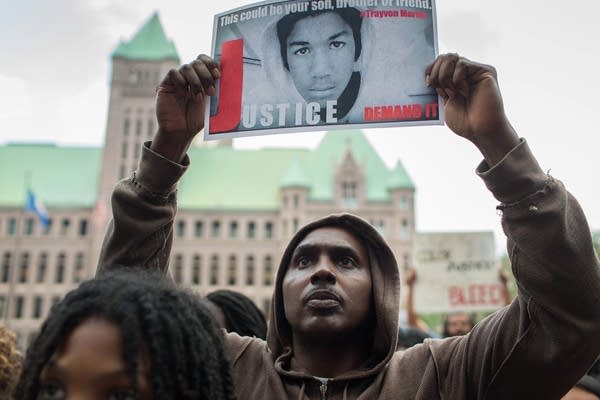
[122,142,128,159]
[400,218,410,240]
[0,296,4,319]
[37,253,47,283]
[13,296,24,319]
[135,119,142,136]
[32,296,43,319]
[73,252,85,283]
[293,194,299,208]
[263,256,273,286]
[55,253,66,283]
[173,254,183,284]
[210,255,219,285]
[19,252,29,283]
[60,218,70,236]
[176,220,186,238]
[403,253,410,270]
[229,221,238,238]
[123,118,130,136]
[192,255,201,285]
[25,218,34,236]
[78,219,88,237]
[211,221,221,238]
[265,222,274,239]
[7,218,16,236]
[246,255,255,285]
[293,218,299,234]
[341,181,358,208]
[373,220,385,237]
[119,165,126,179]
[227,255,237,286]
[43,218,52,235]
[194,221,204,237]
[134,141,141,159]
[400,195,409,210]
[2,252,11,283]
[247,222,256,239]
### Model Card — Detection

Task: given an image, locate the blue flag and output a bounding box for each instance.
[25,189,50,228]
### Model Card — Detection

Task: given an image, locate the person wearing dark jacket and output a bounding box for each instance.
[97,53,600,399]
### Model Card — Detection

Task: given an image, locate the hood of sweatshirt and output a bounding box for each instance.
[266,213,400,381]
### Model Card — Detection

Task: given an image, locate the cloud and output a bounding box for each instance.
[0,75,31,119]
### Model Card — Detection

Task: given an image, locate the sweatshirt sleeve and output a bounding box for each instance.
[434,139,600,399]
[96,142,188,276]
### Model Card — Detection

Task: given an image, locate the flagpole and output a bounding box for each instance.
[3,171,30,328]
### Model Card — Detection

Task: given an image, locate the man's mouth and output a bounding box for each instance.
[304,289,341,309]
[308,86,336,97]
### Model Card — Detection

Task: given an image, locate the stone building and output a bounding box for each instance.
[0,13,415,349]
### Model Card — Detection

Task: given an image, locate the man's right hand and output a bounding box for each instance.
[151,54,220,163]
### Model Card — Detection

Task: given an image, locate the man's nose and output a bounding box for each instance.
[310,257,336,284]
[310,48,331,77]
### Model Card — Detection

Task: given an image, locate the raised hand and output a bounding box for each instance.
[425,53,519,165]
[151,54,220,163]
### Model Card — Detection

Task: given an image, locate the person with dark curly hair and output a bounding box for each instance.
[13,269,235,400]
[204,290,267,340]
[0,324,21,399]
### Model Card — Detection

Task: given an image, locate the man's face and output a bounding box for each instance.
[285,12,357,108]
[282,227,372,338]
[446,313,474,336]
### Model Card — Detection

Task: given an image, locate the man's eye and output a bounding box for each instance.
[339,256,356,268]
[293,47,310,56]
[109,390,136,400]
[39,383,66,400]
[296,257,311,268]
[329,41,346,49]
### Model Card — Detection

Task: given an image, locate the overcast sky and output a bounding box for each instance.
[1,0,599,253]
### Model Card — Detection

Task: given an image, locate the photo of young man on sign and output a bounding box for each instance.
[206,0,440,140]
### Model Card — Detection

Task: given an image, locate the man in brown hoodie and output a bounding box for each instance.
[97,53,600,399]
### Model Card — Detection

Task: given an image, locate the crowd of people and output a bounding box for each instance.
[1,14,600,398]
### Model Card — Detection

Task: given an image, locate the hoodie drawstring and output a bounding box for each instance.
[342,382,349,400]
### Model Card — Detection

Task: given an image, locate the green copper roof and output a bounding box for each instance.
[306,130,413,201]
[178,130,415,210]
[179,147,308,210]
[112,12,179,61]
[280,158,311,188]
[0,131,414,211]
[0,144,101,208]
[388,160,415,190]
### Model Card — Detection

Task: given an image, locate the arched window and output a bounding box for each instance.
[228,255,237,285]
[192,254,202,285]
[37,252,47,283]
[173,254,183,284]
[210,255,219,285]
[263,256,273,286]
[55,253,66,283]
[246,255,255,285]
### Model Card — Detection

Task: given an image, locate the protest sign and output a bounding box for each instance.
[413,231,503,313]
[206,0,441,140]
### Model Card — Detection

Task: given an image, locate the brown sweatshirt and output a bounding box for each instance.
[98,139,600,399]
